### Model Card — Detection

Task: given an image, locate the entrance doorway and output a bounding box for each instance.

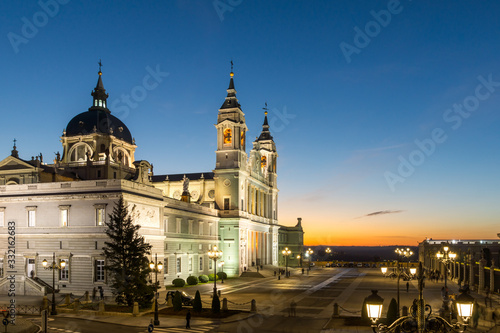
[27,258,35,278]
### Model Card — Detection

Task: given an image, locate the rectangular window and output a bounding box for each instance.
[188,220,193,234]
[199,244,203,250]
[94,204,107,226]
[0,208,4,227]
[60,260,69,281]
[209,258,212,270]
[199,257,203,270]
[199,221,204,235]
[189,257,192,272]
[164,217,168,233]
[59,205,70,227]
[224,198,230,210]
[27,207,36,227]
[164,258,168,274]
[176,218,182,233]
[95,259,105,282]
[176,257,181,273]
[209,222,213,236]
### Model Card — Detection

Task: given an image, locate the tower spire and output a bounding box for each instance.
[219,61,239,109]
[257,102,273,141]
[90,60,109,112]
[11,138,19,158]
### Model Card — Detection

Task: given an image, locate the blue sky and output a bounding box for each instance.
[1,1,500,245]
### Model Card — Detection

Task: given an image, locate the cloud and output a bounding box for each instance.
[356,210,405,219]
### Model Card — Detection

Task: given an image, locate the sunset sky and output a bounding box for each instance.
[1,1,500,246]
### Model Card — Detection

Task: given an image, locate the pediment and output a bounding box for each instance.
[0,156,37,171]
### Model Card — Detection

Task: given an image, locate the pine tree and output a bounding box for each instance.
[102,196,154,307]
[386,298,398,325]
[193,290,202,313]
[212,294,221,313]
[173,291,183,311]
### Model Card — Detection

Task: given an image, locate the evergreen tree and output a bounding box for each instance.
[193,290,202,313]
[173,291,183,311]
[212,294,221,313]
[102,196,154,307]
[386,298,398,325]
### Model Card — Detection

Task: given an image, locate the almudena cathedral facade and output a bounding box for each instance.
[0,68,303,296]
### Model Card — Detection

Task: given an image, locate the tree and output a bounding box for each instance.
[386,298,398,325]
[193,290,202,313]
[212,294,221,313]
[102,196,154,307]
[173,291,183,311]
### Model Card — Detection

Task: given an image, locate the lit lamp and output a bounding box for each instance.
[282,247,292,277]
[365,290,384,324]
[381,267,388,274]
[455,291,475,323]
[208,246,223,296]
[149,254,163,326]
[410,267,417,275]
[42,253,66,315]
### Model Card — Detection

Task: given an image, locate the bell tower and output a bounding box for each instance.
[215,66,248,170]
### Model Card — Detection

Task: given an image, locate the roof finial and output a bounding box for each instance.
[98,59,103,75]
[11,138,19,158]
[13,138,17,147]
[263,102,268,116]
[230,60,234,77]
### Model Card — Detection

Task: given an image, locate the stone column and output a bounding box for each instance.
[490,260,495,293]
[469,255,475,288]
[479,258,486,292]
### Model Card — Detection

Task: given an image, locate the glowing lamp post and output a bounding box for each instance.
[282,247,291,277]
[306,248,313,270]
[208,246,223,296]
[42,253,66,315]
[436,245,456,288]
[381,267,388,275]
[149,254,163,326]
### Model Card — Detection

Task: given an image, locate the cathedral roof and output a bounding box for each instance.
[151,172,214,182]
[65,66,133,144]
[65,110,133,144]
[257,108,273,141]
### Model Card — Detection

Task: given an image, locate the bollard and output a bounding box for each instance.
[65,294,71,305]
[84,291,90,303]
[98,300,105,314]
[222,298,228,312]
[278,275,281,280]
[42,296,49,310]
[218,290,221,298]
[41,310,48,333]
[250,299,257,312]
[167,296,173,307]
[402,306,408,316]
[333,303,339,317]
[73,299,80,312]
[133,302,140,316]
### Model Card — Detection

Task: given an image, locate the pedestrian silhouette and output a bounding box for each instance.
[186,309,191,328]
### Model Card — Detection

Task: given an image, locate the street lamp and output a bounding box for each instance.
[42,253,66,315]
[208,246,223,296]
[367,263,474,333]
[282,247,291,277]
[149,254,163,326]
[436,245,456,288]
[306,248,313,270]
[391,248,413,318]
[395,247,414,272]
[381,267,388,275]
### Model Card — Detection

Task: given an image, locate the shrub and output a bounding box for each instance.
[193,290,202,313]
[186,276,199,285]
[211,294,221,313]
[217,272,227,280]
[208,274,218,281]
[173,291,183,311]
[199,275,209,283]
[172,278,186,287]
[386,298,398,325]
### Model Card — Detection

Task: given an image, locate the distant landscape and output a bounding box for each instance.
[307,246,419,262]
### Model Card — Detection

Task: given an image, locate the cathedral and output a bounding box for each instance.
[0,65,303,295]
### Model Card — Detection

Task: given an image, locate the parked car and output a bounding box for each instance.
[166,290,194,306]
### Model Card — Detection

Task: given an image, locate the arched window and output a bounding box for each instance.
[113,147,131,167]
[69,143,93,162]
[223,128,232,144]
